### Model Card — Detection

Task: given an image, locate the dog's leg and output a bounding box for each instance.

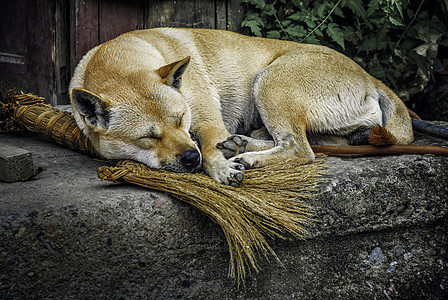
[198,126,247,186]
[229,130,315,169]
[188,101,247,186]
[216,135,274,159]
[227,65,316,169]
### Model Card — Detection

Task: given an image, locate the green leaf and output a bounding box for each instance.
[284,25,307,38]
[305,19,317,28]
[241,15,264,37]
[359,36,377,52]
[388,16,404,27]
[394,1,404,20]
[408,50,432,79]
[247,0,266,9]
[406,8,414,19]
[302,35,321,45]
[367,0,380,17]
[282,20,292,27]
[342,0,367,18]
[288,12,301,21]
[333,6,345,18]
[262,4,276,16]
[317,3,328,18]
[242,22,262,36]
[368,17,386,27]
[400,37,424,50]
[440,38,448,46]
[341,26,357,41]
[314,28,323,37]
[288,12,304,21]
[267,30,281,39]
[326,23,345,49]
[367,63,385,80]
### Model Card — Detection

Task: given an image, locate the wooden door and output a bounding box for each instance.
[0,0,66,105]
[0,0,245,105]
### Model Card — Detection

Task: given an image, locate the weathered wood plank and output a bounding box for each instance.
[24,0,57,104]
[227,0,245,32]
[55,0,71,104]
[0,0,28,99]
[99,0,145,44]
[0,0,57,104]
[73,0,99,64]
[146,0,215,29]
[215,0,227,30]
[0,0,25,56]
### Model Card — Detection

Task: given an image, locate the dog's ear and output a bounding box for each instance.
[71,88,110,129]
[157,56,190,89]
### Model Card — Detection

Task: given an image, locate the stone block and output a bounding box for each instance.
[0,144,34,182]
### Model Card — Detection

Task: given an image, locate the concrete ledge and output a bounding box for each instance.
[0,130,447,299]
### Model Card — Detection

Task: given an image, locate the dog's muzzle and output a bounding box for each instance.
[180,148,201,172]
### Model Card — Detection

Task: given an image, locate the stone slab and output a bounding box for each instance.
[0,129,447,299]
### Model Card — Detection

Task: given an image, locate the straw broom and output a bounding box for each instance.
[0,91,98,157]
[98,158,323,280]
[0,90,325,281]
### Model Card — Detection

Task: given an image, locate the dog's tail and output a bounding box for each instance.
[367,125,396,146]
[347,124,396,146]
[368,109,448,144]
[313,110,448,156]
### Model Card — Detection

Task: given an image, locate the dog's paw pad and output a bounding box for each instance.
[216,136,248,159]
[233,157,251,170]
[230,153,257,171]
[228,171,244,187]
[228,165,244,187]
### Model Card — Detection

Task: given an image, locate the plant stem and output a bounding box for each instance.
[394,0,425,51]
[271,0,290,39]
[300,0,342,42]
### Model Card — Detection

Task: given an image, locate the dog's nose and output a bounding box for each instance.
[180,148,201,171]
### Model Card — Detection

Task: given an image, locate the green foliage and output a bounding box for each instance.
[241,0,448,87]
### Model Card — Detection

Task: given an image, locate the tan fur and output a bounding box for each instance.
[69,28,414,186]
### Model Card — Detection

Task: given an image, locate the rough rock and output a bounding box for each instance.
[0,127,447,299]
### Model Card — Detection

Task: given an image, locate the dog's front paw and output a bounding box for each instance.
[229,153,256,170]
[208,160,245,187]
[216,135,248,159]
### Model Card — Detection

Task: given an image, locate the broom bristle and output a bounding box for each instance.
[97,159,324,281]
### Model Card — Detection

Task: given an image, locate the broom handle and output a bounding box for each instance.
[13,103,100,158]
[311,144,448,156]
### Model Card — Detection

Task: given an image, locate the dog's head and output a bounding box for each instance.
[71,56,202,173]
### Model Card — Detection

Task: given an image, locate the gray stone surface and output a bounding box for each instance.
[0,129,447,299]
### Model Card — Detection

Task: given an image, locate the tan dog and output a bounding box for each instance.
[69,28,413,186]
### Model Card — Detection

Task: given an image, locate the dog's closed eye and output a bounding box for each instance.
[176,113,185,127]
[139,135,162,141]
[138,125,162,141]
